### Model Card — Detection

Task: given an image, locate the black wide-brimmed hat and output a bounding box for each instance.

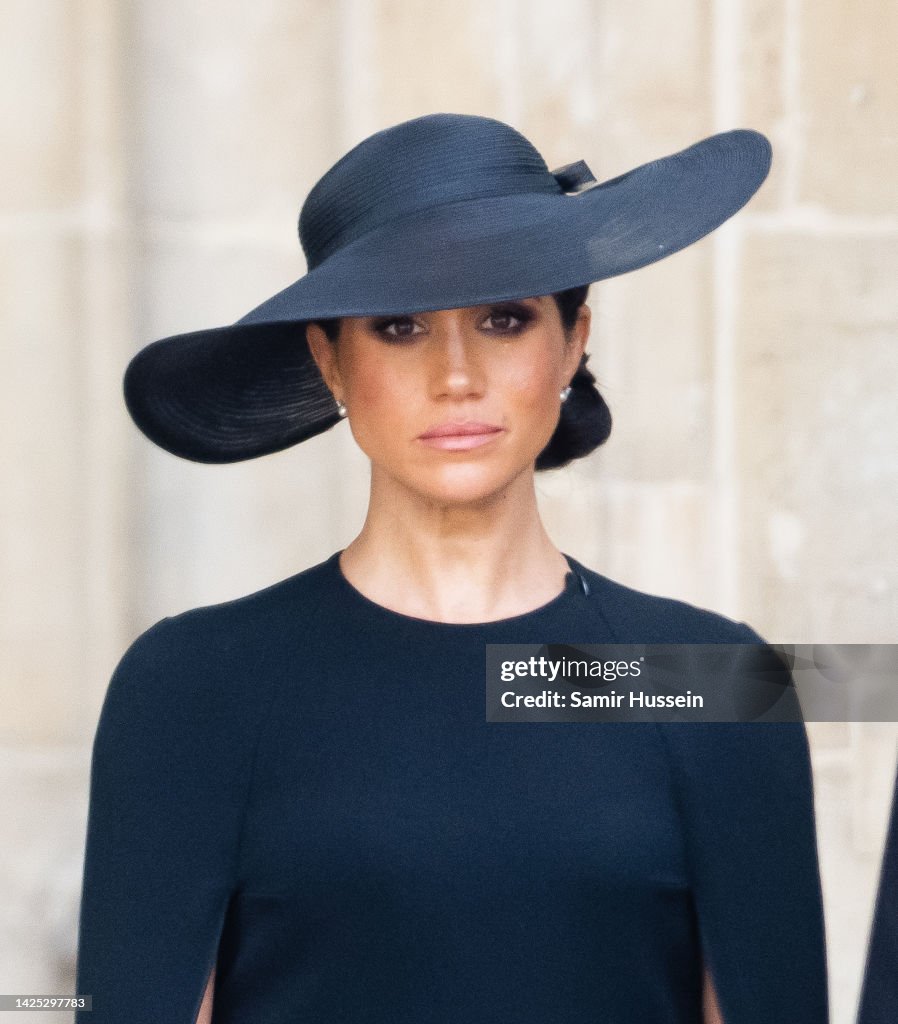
[124,112,772,463]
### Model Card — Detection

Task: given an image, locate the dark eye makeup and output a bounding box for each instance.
[369,303,535,341]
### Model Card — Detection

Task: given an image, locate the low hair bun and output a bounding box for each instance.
[536,351,612,471]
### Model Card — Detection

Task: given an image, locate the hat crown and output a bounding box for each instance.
[298,113,561,270]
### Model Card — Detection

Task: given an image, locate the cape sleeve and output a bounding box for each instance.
[654,712,829,1023]
[74,613,265,1023]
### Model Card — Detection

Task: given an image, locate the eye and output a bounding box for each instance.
[481,305,533,334]
[371,316,424,339]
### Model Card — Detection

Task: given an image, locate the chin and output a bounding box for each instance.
[402,458,536,506]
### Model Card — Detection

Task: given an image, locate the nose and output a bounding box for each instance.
[427,314,486,400]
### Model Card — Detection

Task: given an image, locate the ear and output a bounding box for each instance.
[563,302,591,381]
[306,323,344,398]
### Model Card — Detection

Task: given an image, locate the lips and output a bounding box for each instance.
[417,420,505,452]
[418,421,502,439]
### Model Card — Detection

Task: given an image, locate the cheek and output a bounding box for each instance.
[342,351,413,447]
[352,374,403,415]
[501,357,562,413]
[341,343,392,407]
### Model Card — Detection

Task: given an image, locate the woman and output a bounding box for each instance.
[75,113,827,1024]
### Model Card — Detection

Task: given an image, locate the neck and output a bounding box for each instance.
[338,464,572,623]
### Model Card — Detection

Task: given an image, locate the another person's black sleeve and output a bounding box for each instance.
[857,760,898,1024]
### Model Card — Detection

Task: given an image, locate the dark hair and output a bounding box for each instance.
[311,285,611,470]
[535,284,612,470]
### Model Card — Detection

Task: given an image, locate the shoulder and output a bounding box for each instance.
[105,554,338,713]
[123,552,337,661]
[574,561,765,644]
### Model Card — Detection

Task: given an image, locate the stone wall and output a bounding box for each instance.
[1,2,895,1021]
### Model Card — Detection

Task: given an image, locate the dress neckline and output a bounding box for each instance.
[326,548,590,631]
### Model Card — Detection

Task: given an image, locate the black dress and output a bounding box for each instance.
[74,550,828,1023]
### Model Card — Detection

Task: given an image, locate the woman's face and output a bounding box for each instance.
[305,296,590,506]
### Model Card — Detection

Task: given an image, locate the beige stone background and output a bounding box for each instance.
[1,1,895,1021]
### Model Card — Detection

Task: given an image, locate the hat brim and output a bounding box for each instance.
[124,128,771,463]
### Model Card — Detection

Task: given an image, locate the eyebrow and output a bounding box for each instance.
[365,298,543,323]
[470,298,541,311]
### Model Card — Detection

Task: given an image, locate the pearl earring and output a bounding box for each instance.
[335,398,347,418]
[560,385,572,403]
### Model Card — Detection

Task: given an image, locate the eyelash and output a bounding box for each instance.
[371,305,534,341]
